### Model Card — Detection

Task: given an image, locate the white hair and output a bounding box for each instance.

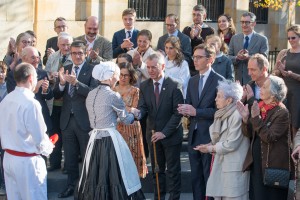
[58,32,73,43]
[269,75,287,102]
[217,80,243,102]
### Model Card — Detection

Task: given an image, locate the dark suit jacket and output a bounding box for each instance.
[185,70,224,146]
[138,77,184,146]
[112,29,139,58]
[212,55,234,81]
[43,36,59,65]
[6,68,53,131]
[53,62,97,131]
[157,31,192,68]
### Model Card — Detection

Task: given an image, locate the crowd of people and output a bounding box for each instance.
[0,3,300,200]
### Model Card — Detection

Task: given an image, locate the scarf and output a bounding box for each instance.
[210,103,236,144]
[258,101,279,120]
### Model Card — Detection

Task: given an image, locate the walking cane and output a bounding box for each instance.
[152,130,161,200]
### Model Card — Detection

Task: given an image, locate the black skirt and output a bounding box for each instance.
[75,137,145,200]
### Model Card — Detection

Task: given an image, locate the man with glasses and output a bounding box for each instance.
[182,4,214,76]
[75,16,113,65]
[178,44,224,200]
[228,12,269,85]
[45,32,73,172]
[157,14,192,70]
[53,41,97,198]
[43,17,69,65]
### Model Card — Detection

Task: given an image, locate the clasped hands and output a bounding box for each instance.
[194,143,215,154]
[121,38,134,50]
[236,49,249,61]
[58,67,78,86]
[177,104,196,117]
[236,100,260,123]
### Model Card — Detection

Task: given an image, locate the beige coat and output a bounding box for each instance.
[206,110,250,198]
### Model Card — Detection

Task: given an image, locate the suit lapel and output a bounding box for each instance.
[157,77,169,109]
[148,80,157,111]
[239,34,245,51]
[198,70,215,106]
[247,32,258,52]
[193,75,200,108]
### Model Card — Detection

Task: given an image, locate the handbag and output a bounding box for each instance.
[263,113,291,189]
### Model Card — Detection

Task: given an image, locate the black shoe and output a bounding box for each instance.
[57,185,74,198]
[47,165,60,171]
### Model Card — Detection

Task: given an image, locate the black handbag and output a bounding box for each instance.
[263,130,291,189]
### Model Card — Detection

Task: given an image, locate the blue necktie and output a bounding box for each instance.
[69,66,79,97]
[244,36,249,49]
[127,31,131,38]
[198,75,204,99]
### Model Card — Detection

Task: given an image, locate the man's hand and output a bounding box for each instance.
[151,132,166,142]
[236,49,249,60]
[34,79,44,94]
[89,48,100,60]
[46,48,55,57]
[132,51,142,67]
[58,67,66,86]
[7,37,16,55]
[190,25,202,39]
[178,104,196,117]
[292,146,300,163]
[41,77,50,93]
[121,38,134,50]
[64,70,77,85]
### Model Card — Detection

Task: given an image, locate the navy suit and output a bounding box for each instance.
[112,29,139,58]
[53,62,97,187]
[185,69,224,200]
[138,77,184,200]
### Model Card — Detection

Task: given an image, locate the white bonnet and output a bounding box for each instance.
[92,61,120,81]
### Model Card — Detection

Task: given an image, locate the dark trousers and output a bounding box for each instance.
[188,137,212,200]
[141,117,149,158]
[62,115,90,186]
[149,141,181,200]
[49,105,62,168]
[0,148,4,186]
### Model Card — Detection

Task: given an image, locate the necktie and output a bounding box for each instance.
[244,36,249,49]
[69,66,79,97]
[154,82,160,106]
[127,31,131,38]
[198,75,204,99]
[61,55,66,64]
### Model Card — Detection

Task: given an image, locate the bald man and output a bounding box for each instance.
[75,16,113,65]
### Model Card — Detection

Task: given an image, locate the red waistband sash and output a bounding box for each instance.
[5,149,39,157]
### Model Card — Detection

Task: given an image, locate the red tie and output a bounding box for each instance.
[154,82,160,106]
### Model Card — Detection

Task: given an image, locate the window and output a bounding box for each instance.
[249,0,268,24]
[197,0,225,22]
[128,0,167,21]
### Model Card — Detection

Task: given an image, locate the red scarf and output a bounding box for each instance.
[258,101,279,120]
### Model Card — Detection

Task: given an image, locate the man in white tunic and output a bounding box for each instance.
[0,63,53,200]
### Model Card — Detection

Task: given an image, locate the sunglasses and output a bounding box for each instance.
[287,37,297,40]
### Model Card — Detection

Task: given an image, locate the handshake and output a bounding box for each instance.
[130,108,141,119]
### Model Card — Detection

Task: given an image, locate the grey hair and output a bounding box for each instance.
[58,32,73,43]
[147,52,165,66]
[217,80,243,102]
[242,12,256,22]
[268,75,287,102]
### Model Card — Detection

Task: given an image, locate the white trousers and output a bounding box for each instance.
[3,152,47,200]
[214,192,249,200]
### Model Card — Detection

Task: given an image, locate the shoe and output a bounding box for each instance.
[0,184,6,196]
[57,185,74,198]
[47,165,60,171]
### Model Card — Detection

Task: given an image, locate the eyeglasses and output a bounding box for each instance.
[30,56,40,60]
[71,52,84,56]
[240,21,254,25]
[192,55,208,61]
[55,25,67,29]
[120,73,130,79]
[287,36,297,40]
[21,40,33,45]
[165,24,176,27]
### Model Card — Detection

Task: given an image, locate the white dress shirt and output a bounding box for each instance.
[0,87,53,156]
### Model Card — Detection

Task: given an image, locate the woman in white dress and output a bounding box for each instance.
[76,62,145,200]
[164,36,190,99]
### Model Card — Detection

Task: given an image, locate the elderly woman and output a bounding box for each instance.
[76,62,145,200]
[194,80,249,200]
[237,75,290,200]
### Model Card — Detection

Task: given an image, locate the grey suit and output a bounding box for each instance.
[138,77,184,200]
[186,69,224,200]
[157,31,192,69]
[75,35,113,65]
[228,32,269,85]
[53,62,97,187]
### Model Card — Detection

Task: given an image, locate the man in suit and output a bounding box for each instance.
[182,4,214,76]
[112,8,139,58]
[228,12,269,85]
[178,44,224,200]
[53,41,97,198]
[43,17,68,65]
[157,14,192,70]
[6,46,53,132]
[138,52,184,200]
[75,16,113,65]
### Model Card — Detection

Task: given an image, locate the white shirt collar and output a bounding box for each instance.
[84,35,97,50]
[15,86,34,98]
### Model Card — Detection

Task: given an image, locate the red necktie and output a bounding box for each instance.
[154,82,160,106]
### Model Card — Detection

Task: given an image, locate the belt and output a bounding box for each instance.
[5,149,40,157]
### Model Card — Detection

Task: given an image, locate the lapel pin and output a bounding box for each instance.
[163,88,165,90]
